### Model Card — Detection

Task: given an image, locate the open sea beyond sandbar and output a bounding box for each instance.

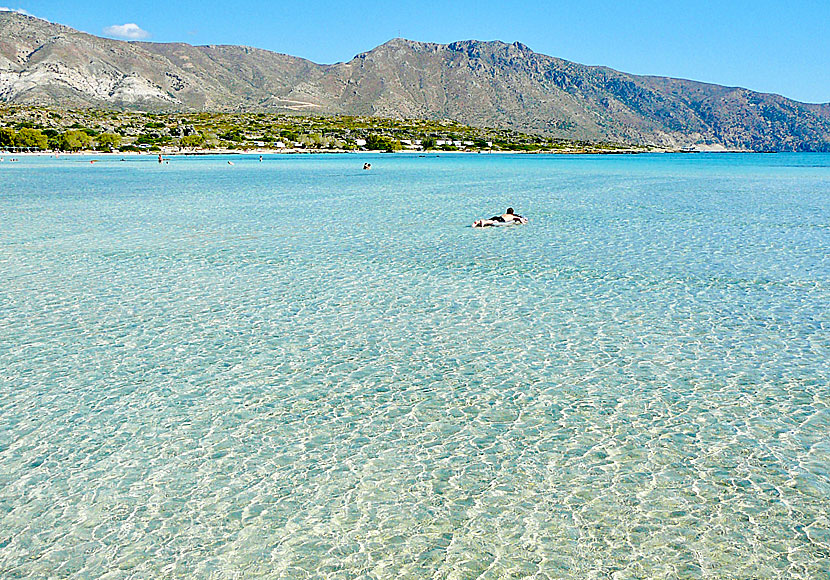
[1,152,829,579]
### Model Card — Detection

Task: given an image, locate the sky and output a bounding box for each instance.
[3,0,829,104]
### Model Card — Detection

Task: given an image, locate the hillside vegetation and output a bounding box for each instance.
[0,106,643,153]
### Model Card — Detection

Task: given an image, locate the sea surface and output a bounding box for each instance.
[1,152,829,579]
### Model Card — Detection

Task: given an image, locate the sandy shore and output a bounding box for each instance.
[2,146,681,158]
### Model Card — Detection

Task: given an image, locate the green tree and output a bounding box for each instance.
[366,134,401,151]
[0,127,15,148]
[95,133,121,151]
[14,128,48,149]
[59,130,92,151]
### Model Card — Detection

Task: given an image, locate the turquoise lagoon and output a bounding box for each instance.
[1,152,829,578]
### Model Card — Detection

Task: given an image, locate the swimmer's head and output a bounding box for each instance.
[506,207,514,214]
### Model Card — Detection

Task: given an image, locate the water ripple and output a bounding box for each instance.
[1,153,829,578]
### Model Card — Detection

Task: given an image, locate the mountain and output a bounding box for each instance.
[2,12,829,151]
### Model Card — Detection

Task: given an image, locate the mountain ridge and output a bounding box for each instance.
[2,12,829,151]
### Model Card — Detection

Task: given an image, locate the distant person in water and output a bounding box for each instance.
[473,207,527,228]
[363,163,371,170]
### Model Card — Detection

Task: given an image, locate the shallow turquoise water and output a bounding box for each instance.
[1,152,829,578]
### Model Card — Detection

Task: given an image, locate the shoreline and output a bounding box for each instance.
[1,146,756,158]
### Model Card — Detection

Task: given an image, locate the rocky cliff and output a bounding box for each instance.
[2,12,829,150]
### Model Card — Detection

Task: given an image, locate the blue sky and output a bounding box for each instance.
[4,1,829,103]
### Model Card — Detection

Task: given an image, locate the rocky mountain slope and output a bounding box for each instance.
[2,12,829,150]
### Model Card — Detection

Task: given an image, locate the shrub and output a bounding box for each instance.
[136,134,158,145]
[219,128,244,142]
[180,134,205,148]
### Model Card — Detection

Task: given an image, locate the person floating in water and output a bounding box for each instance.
[363,163,372,170]
[472,207,527,228]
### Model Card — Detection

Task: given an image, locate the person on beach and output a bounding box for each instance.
[473,207,527,228]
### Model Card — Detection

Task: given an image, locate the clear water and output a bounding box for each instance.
[1,152,829,579]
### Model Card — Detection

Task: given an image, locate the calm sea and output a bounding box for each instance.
[1,152,829,578]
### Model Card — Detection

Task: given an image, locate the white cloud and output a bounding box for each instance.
[103,23,150,40]
[0,6,32,15]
